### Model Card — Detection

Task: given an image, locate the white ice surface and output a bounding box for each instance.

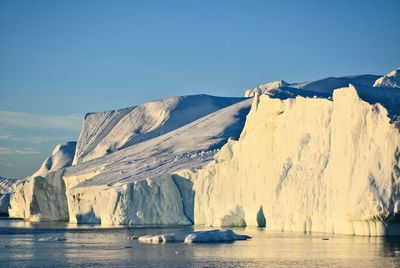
[138,229,251,244]
[73,95,244,164]
[32,142,76,177]
[189,85,400,236]
[373,68,400,88]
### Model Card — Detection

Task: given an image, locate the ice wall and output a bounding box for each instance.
[9,170,68,221]
[191,85,400,236]
[65,174,193,225]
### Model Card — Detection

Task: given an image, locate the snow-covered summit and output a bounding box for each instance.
[73,95,245,164]
[32,142,76,177]
[244,80,289,97]
[373,68,400,88]
[245,74,380,98]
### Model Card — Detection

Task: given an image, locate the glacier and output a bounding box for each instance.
[4,68,400,236]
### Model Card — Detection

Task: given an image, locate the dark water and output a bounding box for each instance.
[1,218,400,267]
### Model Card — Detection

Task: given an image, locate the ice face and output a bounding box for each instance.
[189,85,400,236]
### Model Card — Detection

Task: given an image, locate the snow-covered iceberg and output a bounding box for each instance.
[188,84,400,236]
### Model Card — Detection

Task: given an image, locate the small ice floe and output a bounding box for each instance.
[38,236,67,242]
[138,229,251,244]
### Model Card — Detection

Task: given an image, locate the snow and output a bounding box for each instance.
[32,142,76,177]
[138,229,251,244]
[189,85,400,236]
[0,177,17,215]
[73,95,244,164]
[244,80,289,97]
[373,68,400,88]
[244,75,380,98]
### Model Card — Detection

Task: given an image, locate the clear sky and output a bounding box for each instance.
[1,0,399,178]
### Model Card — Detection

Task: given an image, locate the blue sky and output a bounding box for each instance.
[1,0,399,178]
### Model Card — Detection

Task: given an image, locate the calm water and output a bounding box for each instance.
[1,218,400,267]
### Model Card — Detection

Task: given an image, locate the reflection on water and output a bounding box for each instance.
[1,218,400,267]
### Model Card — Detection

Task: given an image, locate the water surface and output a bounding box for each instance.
[1,218,400,267]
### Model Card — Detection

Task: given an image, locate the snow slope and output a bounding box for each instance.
[244,74,380,97]
[373,68,400,88]
[73,95,243,164]
[188,85,400,236]
[32,142,77,177]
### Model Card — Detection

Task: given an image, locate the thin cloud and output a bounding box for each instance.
[0,146,40,155]
[0,135,70,144]
[0,147,13,154]
[0,111,83,131]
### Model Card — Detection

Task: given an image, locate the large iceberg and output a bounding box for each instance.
[5,69,400,236]
[189,85,400,236]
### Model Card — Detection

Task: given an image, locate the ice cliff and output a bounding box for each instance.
[189,85,400,236]
[9,142,77,221]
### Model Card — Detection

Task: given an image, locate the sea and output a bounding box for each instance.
[1,218,400,267]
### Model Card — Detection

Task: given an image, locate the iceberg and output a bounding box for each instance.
[189,85,400,236]
[5,69,400,236]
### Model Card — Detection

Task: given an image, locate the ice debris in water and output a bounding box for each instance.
[138,229,251,244]
[38,236,67,242]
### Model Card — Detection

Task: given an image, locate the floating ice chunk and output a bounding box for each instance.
[184,229,251,243]
[38,236,67,242]
[138,229,251,244]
